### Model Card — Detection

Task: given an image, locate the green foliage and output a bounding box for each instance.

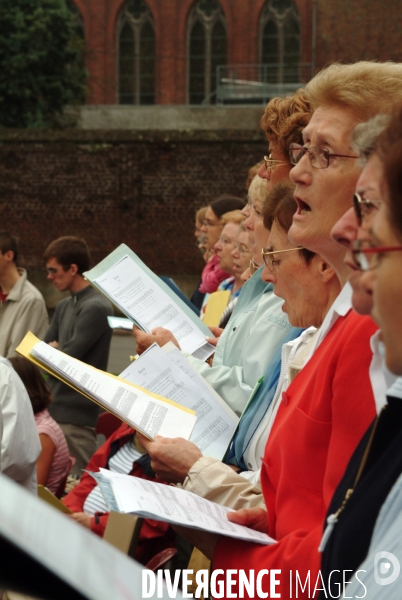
[0,0,87,128]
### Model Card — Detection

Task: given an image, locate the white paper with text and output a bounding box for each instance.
[120,343,238,459]
[97,469,275,546]
[31,341,196,441]
[93,254,213,359]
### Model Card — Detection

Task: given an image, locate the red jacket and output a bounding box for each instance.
[214,311,378,598]
[62,422,173,562]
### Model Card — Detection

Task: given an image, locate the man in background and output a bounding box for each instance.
[43,236,113,474]
[0,231,48,358]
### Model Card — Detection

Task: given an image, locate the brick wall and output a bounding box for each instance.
[0,129,265,276]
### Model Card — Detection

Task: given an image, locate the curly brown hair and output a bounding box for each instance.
[261,88,312,156]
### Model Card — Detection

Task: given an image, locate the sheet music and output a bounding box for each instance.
[93,254,214,359]
[30,341,196,442]
[0,473,177,599]
[97,469,276,546]
[120,343,238,459]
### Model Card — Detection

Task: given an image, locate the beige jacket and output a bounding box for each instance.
[181,456,265,510]
[0,269,48,358]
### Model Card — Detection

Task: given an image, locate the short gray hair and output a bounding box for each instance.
[352,114,390,166]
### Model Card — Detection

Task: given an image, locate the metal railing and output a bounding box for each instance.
[215,63,313,105]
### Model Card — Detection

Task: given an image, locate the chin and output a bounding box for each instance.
[385,349,402,376]
[288,221,306,247]
[351,292,373,317]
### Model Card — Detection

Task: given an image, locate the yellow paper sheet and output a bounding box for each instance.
[37,485,72,515]
[202,290,231,327]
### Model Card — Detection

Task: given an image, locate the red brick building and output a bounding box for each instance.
[72,0,402,107]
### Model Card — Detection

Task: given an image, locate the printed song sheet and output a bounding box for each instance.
[91,253,214,360]
[120,343,238,459]
[0,473,176,600]
[96,469,276,546]
[29,340,196,441]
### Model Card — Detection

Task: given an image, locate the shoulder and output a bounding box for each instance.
[79,288,113,313]
[335,311,378,345]
[0,358,31,410]
[22,279,46,301]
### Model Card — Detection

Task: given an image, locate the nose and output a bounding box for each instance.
[214,239,222,253]
[241,204,251,219]
[243,213,254,232]
[258,163,271,187]
[331,207,358,248]
[261,264,276,284]
[231,246,239,258]
[289,152,311,185]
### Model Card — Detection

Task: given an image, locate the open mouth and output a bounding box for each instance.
[295,196,311,215]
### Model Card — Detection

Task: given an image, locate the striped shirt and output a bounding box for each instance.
[83,439,143,515]
[35,408,70,494]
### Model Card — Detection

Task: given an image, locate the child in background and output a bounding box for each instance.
[9,356,70,495]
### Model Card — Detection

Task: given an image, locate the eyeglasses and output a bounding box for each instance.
[289,143,359,169]
[261,246,303,269]
[219,236,234,245]
[353,193,382,226]
[234,242,253,256]
[249,259,259,276]
[352,239,402,271]
[263,155,289,172]
[202,219,221,227]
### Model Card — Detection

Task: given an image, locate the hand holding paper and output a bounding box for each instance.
[133,325,180,355]
[137,432,202,484]
[93,469,276,546]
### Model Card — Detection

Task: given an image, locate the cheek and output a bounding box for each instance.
[271,165,292,185]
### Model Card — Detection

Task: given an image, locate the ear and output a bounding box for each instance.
[316,257,336,284]
[4,250,15,263]
[69,263,79,277]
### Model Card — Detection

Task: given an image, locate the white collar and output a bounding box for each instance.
[307,282,353,357]
[370,330,397,413]
[387,377,402,400]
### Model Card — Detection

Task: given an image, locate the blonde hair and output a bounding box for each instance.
[248,175,269,205]
[221,210,244,226]
[261,88,312,155]
[195,206,208,225]
[305,61,402,122]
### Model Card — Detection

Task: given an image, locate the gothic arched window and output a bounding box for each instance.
[118,0,155,105]
[260,0,300,83]
[188,0,227,104]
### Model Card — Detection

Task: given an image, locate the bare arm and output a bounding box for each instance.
[36,433,56,486]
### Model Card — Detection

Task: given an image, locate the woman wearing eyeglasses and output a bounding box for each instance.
[319,103,402,599]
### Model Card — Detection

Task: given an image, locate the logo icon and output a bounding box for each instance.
[374,551,400,586]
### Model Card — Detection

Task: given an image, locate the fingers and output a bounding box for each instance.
[206,337,218,346]
[136,431,153,451]
[226,507,268,532]
[208,326,223,338]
